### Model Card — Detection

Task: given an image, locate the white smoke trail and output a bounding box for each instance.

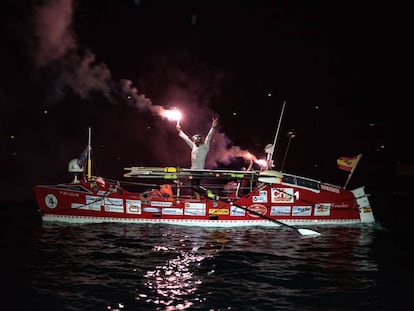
[30,0,268,169]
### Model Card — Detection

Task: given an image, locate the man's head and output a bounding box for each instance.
[192,134,203,145]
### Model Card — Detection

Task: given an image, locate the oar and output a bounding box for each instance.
[197,186,321,236]
[230,203,321,237]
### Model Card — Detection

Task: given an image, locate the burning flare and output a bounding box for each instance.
[240,152,268,170]
[161,107,182,126]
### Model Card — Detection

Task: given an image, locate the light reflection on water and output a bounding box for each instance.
[134,229,233,311]
[19,222,401,310]
[139,243,211,310]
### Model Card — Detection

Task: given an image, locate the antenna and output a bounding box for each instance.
[87,126,92,179]
[268,101,287,169]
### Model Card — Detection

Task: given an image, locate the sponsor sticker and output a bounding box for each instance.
[185,202,205,209]
[271,188,295,203]
[314,203,331,216]
[209,208,229,215]
[126,200,141,214]
[270,205,291,216]
[142,207,161,213]
[71,203,92,211]
[84,195,103,210]
[72,202,101,211]
[151,201,173,207]
[252,190,268,203]
[292,206,312,216]
[247,204,267,217]
[104,198,123,206]
[230,205,245,216]
[184,202,206,216]
[104,205,124,213]
[162,208,184,215]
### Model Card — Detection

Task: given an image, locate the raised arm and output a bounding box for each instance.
[176,124,193,148]
[204,117,218,145]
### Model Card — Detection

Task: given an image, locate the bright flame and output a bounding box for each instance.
[162,108,182,123]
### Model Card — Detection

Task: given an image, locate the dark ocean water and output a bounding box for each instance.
[1,202,413,311]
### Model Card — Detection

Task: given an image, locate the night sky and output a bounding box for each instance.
[0,0,408,203]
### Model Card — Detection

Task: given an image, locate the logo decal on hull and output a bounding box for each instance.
[45,194,58,209]
[247,204,267,217]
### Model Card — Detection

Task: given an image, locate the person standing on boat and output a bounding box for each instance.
[176,117,218,170]
[176,117,218,197]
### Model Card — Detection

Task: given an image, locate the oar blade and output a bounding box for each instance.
[297,228,321,236]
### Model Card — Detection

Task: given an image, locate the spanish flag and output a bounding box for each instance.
[337,155,361,172]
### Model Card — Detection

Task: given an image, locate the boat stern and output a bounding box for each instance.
[351,186,375,223]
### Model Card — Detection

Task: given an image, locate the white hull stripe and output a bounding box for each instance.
[41,214,361,227]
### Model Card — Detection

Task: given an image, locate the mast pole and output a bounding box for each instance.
[87,126,92,180]
[269,100,286,169]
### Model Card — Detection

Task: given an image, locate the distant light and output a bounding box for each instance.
[147,126,151,130]
[10,135,15,139]
[369,122,376,127]
[314,106,319,110]
[43,108,48,114]
[267,92,272,97]
[233,112,237,116]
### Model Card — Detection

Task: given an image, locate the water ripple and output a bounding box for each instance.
[14,223,407,310]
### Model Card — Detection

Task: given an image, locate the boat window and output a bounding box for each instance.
[282,175,296,185]
[296,178,320,190]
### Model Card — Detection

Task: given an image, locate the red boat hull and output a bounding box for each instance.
[33,177,375,227]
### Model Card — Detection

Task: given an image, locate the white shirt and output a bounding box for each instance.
[178,126,216,169]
